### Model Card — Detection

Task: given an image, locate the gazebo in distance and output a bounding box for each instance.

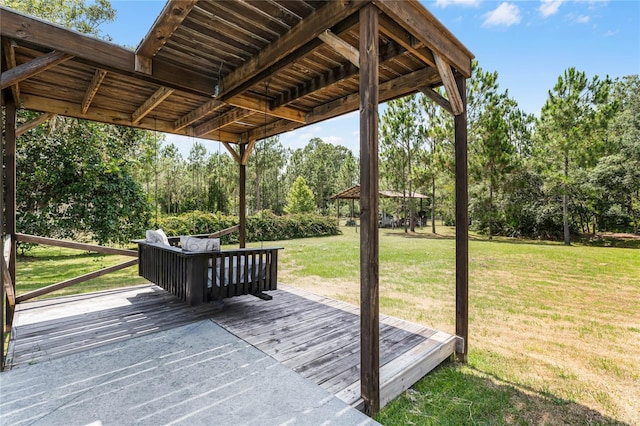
[1,0,473,416]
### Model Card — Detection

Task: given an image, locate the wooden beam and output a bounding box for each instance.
[135,0,199,73]
[2,38,21,104]
[193,108,254,137]
[271,41,404,109]
[373,0,473,77]
[454,74,469,362]
[132,86,175,124]
[227,94,306,123]
[419,86,453,115]
[174,99,225,131]
[379,14,435,67]
[208,224,240,239]
[318,29,359,67]
[218,0,368,99]
[0,50,73,89]
[222,142,241,164]
[20,93,239,143]
[272,61,359,110]
[359,4,380,417]
[241,140,256,166]
[15,112,55,137]
[310,67,440,124]
[2,258,14,309]
[244,67,441,142]
[1,7,216,96]
[81,69,107,114]
[16,259,139,303]
[16,233,138,257]
[433,53,463,115]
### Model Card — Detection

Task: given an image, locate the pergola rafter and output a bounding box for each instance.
[1,0,473,415]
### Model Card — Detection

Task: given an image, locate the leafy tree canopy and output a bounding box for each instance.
[285,177,316,214]
[3,0,116,39]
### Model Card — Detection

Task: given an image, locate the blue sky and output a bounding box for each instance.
[101,0,639,157]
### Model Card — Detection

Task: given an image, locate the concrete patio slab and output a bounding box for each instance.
[0,319,378,426]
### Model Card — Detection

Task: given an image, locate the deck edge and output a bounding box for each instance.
[335,333,457,410]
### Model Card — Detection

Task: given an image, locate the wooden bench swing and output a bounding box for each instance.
[137,225,281,306]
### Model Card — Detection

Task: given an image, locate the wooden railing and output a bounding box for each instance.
[2,235,15,331]
[166,224,240,245]
[13,234,138,303]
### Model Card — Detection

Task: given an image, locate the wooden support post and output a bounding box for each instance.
[1,89,5,370]
[5,96,17,303]
[239,144,246,248]
[454,74,469,362]
[359,4,380,417]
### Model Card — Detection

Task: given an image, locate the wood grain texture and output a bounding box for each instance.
[81,69,107,114]
[359,4,380,417]
[454,74,469,362]
[419,86,453,115]
[218,0,368,99]
[132,86,175,124]
[19,94,240,144]
[136,0,199,58]
[433,52,463,115]
[379,13,435,67]
[174,98,226,131]
[194,108,254,137]
[15,112,55,136]
[16,259,139,303]
[5,97,17,298]
[2,38,21,104]
[0,50,73,89]
[1,1,474,145]
[7,284,455,410]
[16,233,138,257]
[239,144,246,248]
[318,29,359,67]
[374,0,473,77]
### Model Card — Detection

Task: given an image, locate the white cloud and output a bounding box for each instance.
[482,2,521,27]
[539,0,564,17]
[323,135,344,145]
[574,15,590,23]
[435,0,481,7]
[603,29,618,37]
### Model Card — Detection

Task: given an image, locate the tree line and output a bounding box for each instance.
[6,0,638,246]
[380,63,639,244]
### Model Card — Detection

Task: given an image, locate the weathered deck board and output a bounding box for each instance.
[7,283,456,410]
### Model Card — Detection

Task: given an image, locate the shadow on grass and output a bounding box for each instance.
[381,230,459,240]
[382,229,640,249]
[377,360,628,426]
[577,234,640,249]
[18,251,109,263]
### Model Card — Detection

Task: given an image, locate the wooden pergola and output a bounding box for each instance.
[1,0,473,415]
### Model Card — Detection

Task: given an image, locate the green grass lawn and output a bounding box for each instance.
[273,226,640,425]
[14,228,640,425]
[16,245,147,299]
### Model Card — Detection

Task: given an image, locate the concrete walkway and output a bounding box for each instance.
[0,320,378,426]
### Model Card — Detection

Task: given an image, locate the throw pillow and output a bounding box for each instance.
[146,228,170,245]
[180,236,221,252]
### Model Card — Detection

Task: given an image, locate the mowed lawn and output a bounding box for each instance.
[15,228,640,425]
[275,227,640,425]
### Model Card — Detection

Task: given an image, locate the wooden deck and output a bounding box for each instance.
[7,284,458,410]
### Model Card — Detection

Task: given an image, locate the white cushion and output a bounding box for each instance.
[146,229,170,246]
[180,236,220,252]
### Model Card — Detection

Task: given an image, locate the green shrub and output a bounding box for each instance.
[156,211,339,243]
